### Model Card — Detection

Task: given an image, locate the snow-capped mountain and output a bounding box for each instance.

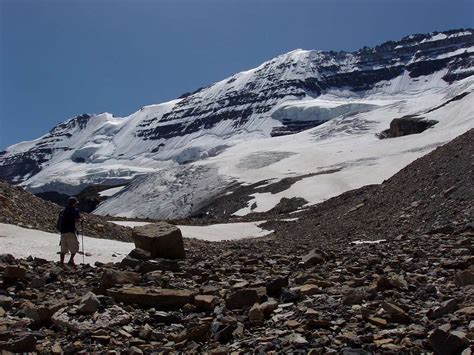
[1,29,473,218]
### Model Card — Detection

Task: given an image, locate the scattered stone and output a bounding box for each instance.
[0,295,13,308]
[280,288,300,303]
[3,265,26,280]
[456,306,474,317]
[260,300,278,317]
[23,303,58,324]
[194,295,218,311]
[455,268,474,286]
[266,276,288,297]
[129,345,143,354]
[128,248,152,261]
[367,317,387,327]
[301,249,325,266]
[140,259,181,273]
[289,333,308,346]
[51,342,63,354]
[428,328,470,355]
[52,305,131,332]
[248,303,265,322]
[376,274,408,291]
[427,299,458,320]
[287,319,300,328]
[382,301,411,323]
[225,289,259,310]
[298,284,321,296]
[120,255,142,269]
[30,277,46,288]
[99,269,141,289]
[77,292,100,314]
[343,288,367,305]
[212,322,236,344]
[175,324,210,342]
[0,332,37,353]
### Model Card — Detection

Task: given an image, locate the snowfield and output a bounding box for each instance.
[0,220,274,264]
[109,220,273,241]
[98,186,126,197]
[178,222,273,241]
[0,223,133,264]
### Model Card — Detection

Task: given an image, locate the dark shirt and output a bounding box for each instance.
[60,207,80,234]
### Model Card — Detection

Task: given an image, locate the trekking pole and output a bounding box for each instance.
[81,220,85,264]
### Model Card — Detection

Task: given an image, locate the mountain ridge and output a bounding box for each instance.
[0,28,473,219]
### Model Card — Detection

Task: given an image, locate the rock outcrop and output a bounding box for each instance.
[378,115,438,138]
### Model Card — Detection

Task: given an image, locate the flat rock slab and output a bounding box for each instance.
[107,287,194,309]
[100,268,141,289]
[132,223,185,260]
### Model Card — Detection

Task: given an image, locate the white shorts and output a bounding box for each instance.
[60,233,79,254]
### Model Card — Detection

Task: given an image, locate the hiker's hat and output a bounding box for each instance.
[67,196,79,206]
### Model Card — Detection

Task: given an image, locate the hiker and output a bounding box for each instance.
[58,197,82,266]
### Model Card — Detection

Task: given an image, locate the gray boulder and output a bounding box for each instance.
[132,223,185,260]
[77,292,100,314]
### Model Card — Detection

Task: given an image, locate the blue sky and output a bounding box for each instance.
[0,0,472,149]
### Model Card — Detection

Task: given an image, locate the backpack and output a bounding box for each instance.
[56,210,64,232]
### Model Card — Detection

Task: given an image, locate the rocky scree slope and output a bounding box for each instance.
[0,180,132,241]
[0,29,472,194]
[263,128,474,245]
[0,129,473,353]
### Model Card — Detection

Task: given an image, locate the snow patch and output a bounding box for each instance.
[109,220,273,241]
[109,220,150,227]
[0,223,133,264]
[351,239,386,245]
[99,186,126,197]
[178,221,273,241]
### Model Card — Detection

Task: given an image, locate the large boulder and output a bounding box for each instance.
[107,287,194,309]
[378,115,437,139]
[132,223,185,260]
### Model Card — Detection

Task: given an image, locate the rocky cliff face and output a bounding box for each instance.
[0,29,472,193]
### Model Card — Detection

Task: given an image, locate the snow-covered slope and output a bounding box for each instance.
[95,76,474,218]
[1,29,473,218]
[0,221,273,264]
